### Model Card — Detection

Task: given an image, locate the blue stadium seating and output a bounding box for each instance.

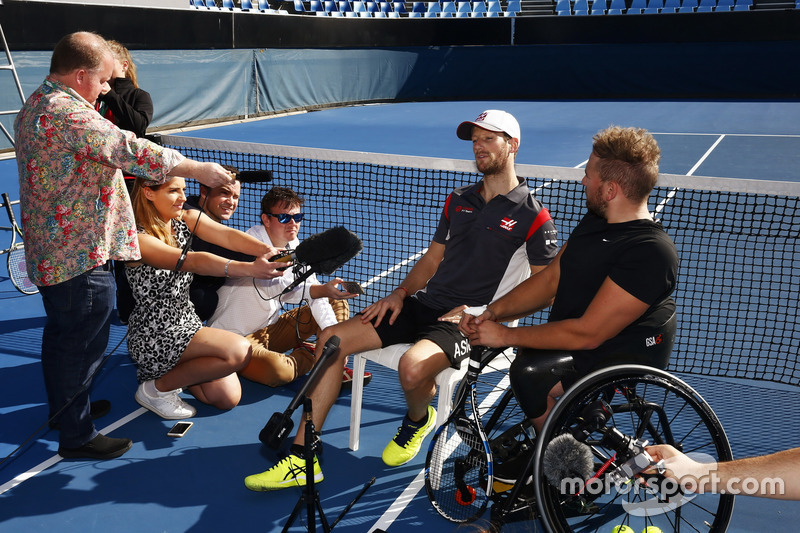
[456,1,471,15]
[573,0,589,11]
[643,0,662,12]
[486,0,502,15]
[222,0,235,9]
[310,0,327,14]
[662,0,680,11]
[715,0,733,9]
[590,0,607,13]
[471,1,487,15]
[241,0,254,9]
[733,0,751,9]
[555,0,571,10]
[205,0,218,8]
[441,0,457,15]
[192,0,205,7]
[678,0,697,12]
[504,0,520,14]
[409,1,426,15]
[425,0,441,15]
[629,0,646,12]
[393,1,409,14]
[608,0,625,10]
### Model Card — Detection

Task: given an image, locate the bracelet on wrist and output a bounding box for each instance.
[394,286,409,298]
[224,259,233,278]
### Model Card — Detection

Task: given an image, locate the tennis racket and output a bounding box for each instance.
[424,345,495,523]
[1,192,38,295]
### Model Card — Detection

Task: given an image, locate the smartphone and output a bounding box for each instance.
[340,281,365,295]
[167,421,194,438]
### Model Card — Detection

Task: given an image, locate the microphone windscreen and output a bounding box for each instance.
[237,170,274,183]
[542,433,595,490]
[294,226,363,273]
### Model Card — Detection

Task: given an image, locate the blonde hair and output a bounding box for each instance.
[592,125,660,202]
[132,178,179,247]
[107,40,139,88]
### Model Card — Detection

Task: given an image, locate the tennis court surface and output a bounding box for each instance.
[1,100,799,532]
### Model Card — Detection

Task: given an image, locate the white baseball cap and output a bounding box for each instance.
[456,110,521,146]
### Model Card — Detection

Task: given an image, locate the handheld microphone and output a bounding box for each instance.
[236,170,274,183]
[259,336,341,449]
[542,433,595,492]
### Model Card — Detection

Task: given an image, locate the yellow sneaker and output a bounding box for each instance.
[244,454,323,491]
[382,405,436,467]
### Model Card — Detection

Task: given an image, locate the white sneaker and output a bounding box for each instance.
[135,381,196,419]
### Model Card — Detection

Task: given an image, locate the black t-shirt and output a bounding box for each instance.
[550,211,678,347]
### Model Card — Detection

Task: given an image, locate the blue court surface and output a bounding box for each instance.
[1,100,799,533]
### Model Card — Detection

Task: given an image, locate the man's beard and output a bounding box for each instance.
[476,148,510,176]
[586,188,607,218]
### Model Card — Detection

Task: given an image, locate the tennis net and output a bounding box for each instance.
[158,134,800,386]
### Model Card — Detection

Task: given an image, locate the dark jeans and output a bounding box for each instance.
[39,265,115,448]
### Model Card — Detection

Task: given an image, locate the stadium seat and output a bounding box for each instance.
[310,0,326,13]
[471,1,487,15]
[241,0,254,9]
[425,0,441,15]
[662,0,680,11]
[486,0,502,14]
[733,0,751,9]
[393,1,409,14]
[573,0,589,10]
[456,1,471,15]
[678,0,697,11]
[555,0,570,10]
[258,0,272,10]
[628,0,646,11]
[205,0,218,8]
[557,8,571,13]
[192,0,205,7]
[222,0,234,9]
[504,0,521,14]
[410,1,427,15]
[590,0,607,13]
[440,0,456,15]
[643,0,662,12]
[351,0,369,14]
[606,6,623,11]
[715,0,733,9]
[379,1,394,14]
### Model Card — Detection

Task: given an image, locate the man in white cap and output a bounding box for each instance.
[244,109,559,491]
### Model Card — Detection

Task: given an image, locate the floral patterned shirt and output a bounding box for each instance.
[13,77,185,286]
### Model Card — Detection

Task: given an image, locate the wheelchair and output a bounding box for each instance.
[424,347,735,533]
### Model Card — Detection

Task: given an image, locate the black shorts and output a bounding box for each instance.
[363,296,471,367]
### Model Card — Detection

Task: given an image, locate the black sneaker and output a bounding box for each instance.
[49,399,112,430]
[58,433,133,460]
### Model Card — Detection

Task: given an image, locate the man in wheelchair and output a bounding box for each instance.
[459,125,679,489]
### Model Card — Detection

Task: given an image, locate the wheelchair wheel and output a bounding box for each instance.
[533,365,734,533]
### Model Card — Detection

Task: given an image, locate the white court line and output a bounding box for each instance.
[0,407,147,495]
[687,134,725,177]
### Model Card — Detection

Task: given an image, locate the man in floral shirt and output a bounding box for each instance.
[14,31,243,460]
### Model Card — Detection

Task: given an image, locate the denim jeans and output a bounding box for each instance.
[39,265,115,448]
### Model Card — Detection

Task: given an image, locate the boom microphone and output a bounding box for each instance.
[542,433,595,492]
[236,170,274,183]
[272,226,363,294]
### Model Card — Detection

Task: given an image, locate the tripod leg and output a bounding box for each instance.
[282,494,306,533]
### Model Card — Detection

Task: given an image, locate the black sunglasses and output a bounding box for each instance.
[267,213,305,224]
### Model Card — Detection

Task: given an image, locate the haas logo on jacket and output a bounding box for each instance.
[500,217,518,232]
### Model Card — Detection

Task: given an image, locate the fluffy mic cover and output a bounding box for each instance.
[542,433,595,490]
[294,226,363,274]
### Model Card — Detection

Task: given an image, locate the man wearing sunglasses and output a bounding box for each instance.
[244,110,560,491]
[207,187,367,389]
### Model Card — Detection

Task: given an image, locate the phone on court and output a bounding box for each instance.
[340,281,365,295]
[167,421,194,438]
